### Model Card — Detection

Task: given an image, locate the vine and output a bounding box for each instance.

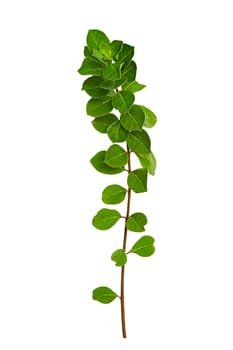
[78,29,157,338]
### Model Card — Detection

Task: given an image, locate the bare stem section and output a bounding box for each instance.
[120,143,132,338]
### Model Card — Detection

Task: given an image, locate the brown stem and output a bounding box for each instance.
[120,144,132,338]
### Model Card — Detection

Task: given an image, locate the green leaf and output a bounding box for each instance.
[121,61,137,83]
[91,48,107,65]
[136,152,156,175]
[120,105,145,131]
[107,121,128,143]
[87,29,110,50]
[84,46,92,58]
[102,184,127,204]
[139,105,157,128]
[112,79,127,89]
[117,44,134,65]
[126,212,147,232]
[92,208,121,230]
[127,168,148,193]
[127,130,151,154]
[130,235,155,257]
[86,97,113,117]
[111,249,127,266]
[92,114,118,133]
[99,79,115,90]
[103,62,121,80]
[78,58,104,76]
[122,81,146,93]
[111,40,123,60]
[105,145,128,168]
[82,76,112,98]
[93,286,118,304]
[90,151,124,174]
[99,42,112,60]
[112,91,135,114]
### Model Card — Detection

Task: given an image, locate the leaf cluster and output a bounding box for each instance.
[78,29,157,305]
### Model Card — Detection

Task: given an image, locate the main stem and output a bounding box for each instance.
[120,143,131,338]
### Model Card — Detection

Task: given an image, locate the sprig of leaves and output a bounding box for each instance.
[78,29,157,338]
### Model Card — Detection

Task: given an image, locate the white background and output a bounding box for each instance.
[0,0,233,349]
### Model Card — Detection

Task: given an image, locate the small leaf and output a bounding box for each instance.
[87,29,110,50]
[127,168,148,193]
[105,144,128,168]
[84,46,92,58]
[122,80,146,93]
[130,235,155,257]
[127,130,151,154]
[111,249,127,266]
[82,76,112,98]
[103,62,121,80]
[78,58,104,76]
[111,40,123,60]
[117,44,134,65]
[139,105,157,128]
[93,286,118,304]
[86,97,113,117]
[102,184,127,204]
[92,114,118,133]
[126,212,148,232]
[107,121,128,143]
[120,105,145,131]
[112,91,135,114]
[136,152,156,175]
[121,61,137,83]
[90,151,124,174]
[92,208,121,230]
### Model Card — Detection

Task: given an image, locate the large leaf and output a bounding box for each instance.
[87,29,110,50]
[117,44,134,65]
[139,105,157,128]
[92,114,118,133]
[82,76,112,98]
[78,58,104,76]
[93,286,118,304]
[92,208,121,230]
[120,105,145,131]
[105,144,128,168]
[112,91,135,114]
[111,249,127,266]
[90,151,124,174]
[86,97,113,117]
[136,152,156,175]
[127,168,148,193]
[127,130,151,154]
[130,235,155,257]
[126,212,147,232]
[121,61,137,83]
[103,62,121,80]
[122,80,146,93]
[102,184,127,204]
[111,40,123,60]
[107,121,128,143]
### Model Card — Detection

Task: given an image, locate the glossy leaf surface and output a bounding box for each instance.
[93,286,118,304]
[102,184,127,204]
[92,208,121,230]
